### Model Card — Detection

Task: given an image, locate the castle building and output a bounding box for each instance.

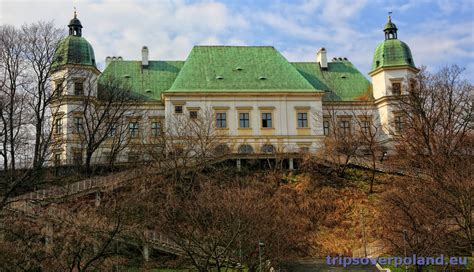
[50,12,418,166]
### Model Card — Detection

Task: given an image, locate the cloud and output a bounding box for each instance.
[0,0,249,65]
[1,0,472,81]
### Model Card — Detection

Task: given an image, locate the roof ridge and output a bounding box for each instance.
[110,60,185,62]
[193,45,275,48]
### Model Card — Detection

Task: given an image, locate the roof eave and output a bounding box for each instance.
[369,65,419,77]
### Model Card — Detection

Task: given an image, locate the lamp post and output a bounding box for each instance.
[258,241,265,272]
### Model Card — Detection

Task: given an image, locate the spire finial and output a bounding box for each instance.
[74,7,77,18]
[384,11,397,40]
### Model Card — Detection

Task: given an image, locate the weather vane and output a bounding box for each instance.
[74,6,77,18]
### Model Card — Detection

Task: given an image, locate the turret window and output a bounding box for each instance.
[73,117,84,133]
[392,82,401,95]
[394,115,404,133]
[74,81,84,95]
[54,118,63,134]
[54,79,64,96]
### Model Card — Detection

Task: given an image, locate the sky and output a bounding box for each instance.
[1,0,473,81]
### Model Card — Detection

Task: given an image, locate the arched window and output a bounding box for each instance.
[261,144,275,154]
[214,144,231,155]
[238,144,254,154]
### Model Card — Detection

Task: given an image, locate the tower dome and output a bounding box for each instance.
[52,10,96,70]
[370,16,415,73]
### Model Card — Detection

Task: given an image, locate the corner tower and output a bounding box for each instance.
[50,10,100,166]
[369,16,419,137]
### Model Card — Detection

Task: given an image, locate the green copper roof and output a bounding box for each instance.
[371,39,415,72]
[100,60,184,100]
[167,46,317,92]
[52,35,96,69]
[97,46,371,102]
[292,61,373,101]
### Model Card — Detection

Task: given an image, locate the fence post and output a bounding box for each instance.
[289,158,294,170]
[95,191,101,207]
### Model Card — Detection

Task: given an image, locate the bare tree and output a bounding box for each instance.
[0,25,28,178]
[104,116,131,168]
[352,106,385,193]
[123,172,313,272]
[147,107,227,184]
[393,65,473,159]
[74,75,137,174]
[22,21,64,171]
[0,192,126,271]
[318,105,362,177]
[381,65,474,260]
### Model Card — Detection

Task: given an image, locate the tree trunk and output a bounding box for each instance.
[369,153,376,194]
[85,150,93,176]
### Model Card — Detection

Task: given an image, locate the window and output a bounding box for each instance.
[338,120,351,135]
[216,112,227,128]
[300,146,309,153]
[214,144,230,155]
[190,111,198,119]
[128,152,140,162]
[394,116,404,133]
[74,82,84,95]
[238,144,254,154]
[151,121,161,137]
[261,112,272,128]
[54,79,64,96]
[73,151,82,165]
[361,120,371,134]
[323,120,330,136]
[261,144,275,153]
[103,152,115,163]
[297,112,308,128]
[239,112,250,128]
[392,82,401,95]
[108,125,116,137]
[175,106,183,114]
[129,122,139,138]
[54,153,61,166]
[73,117,83,133]
[54,118,62,134]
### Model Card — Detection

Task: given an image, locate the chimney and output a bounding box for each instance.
[317,47,328,70]
[142,46,149,68]
[105,56,111,67]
